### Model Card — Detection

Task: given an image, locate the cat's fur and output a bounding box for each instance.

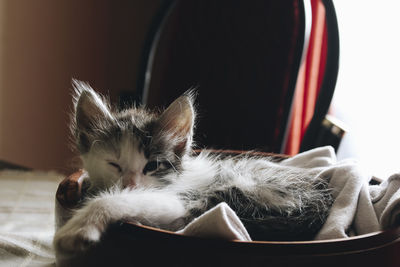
[53,80,333,253]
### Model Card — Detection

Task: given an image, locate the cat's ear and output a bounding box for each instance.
[154,92,196,156]
[72,80,113,151]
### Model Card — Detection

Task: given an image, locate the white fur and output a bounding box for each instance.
[53,187,186,252]
[165,153,319,212]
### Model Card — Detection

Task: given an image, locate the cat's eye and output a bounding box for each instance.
[143,161,158,175]
[108,162,122,173]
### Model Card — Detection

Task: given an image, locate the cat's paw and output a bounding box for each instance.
[53,219,102,253]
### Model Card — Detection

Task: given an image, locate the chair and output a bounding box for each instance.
[56,2,400,266]
[130,0,339,154]
[134,0,308,153]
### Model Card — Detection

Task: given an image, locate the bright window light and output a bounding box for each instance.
[332,0,400,179]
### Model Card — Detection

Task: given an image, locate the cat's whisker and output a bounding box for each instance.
[166,158,178,173]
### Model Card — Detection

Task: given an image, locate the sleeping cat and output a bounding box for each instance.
[53,80,333,253]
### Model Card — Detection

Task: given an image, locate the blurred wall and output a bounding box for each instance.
[0,0,160,173]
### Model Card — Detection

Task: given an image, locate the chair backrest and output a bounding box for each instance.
[300,0,339,152]
[137,0,308,152]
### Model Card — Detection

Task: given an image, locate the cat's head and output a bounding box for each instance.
[71,80,195,191]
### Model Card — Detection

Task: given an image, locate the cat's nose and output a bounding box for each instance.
[123,172,140,188]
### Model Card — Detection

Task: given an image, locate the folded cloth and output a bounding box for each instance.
[282,146,400,239]
[371,174,400,230]
[177,202,252,241]
[278,146,379,239]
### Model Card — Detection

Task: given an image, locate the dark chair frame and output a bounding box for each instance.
[300,0,340,152]
[135,0,308,152]
[134,0,339,153]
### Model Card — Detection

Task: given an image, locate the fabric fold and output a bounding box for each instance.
[177,202,252,241]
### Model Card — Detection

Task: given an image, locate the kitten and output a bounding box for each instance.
[53,80,332,253]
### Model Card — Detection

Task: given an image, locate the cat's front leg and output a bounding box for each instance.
[53,189,187,253]
[53,202,104,253]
